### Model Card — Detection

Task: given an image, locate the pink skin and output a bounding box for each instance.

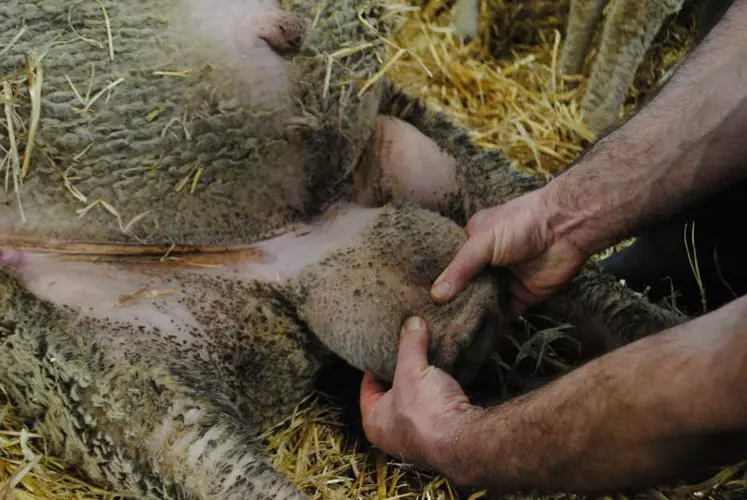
[255,9,307,53]
[354,117,461,211]
[183,0,305,110]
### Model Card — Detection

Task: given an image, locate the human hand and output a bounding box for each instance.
[359,316,485,483]
[430,189,588,317]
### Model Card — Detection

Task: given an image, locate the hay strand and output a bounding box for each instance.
[1,80,25,223]
[20,54,42,180]
[0,27,27,59]
[93,0,115,61]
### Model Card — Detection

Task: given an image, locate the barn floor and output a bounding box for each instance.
[3,0,747,499]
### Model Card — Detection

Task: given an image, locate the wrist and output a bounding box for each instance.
[426,406,492,486]
[534,177,608,262]
[438,402,532,491]
[537,126,670,259]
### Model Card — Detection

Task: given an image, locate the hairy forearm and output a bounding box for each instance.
[448,295,747,493]
[543,0,747,258]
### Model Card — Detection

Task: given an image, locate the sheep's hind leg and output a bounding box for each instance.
[292,203,506,387]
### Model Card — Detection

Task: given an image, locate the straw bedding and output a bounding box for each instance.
[2,0,746,498]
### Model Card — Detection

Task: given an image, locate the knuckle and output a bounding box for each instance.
[490,225,509,264]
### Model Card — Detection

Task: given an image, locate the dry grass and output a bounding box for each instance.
[3,0,747,499]
[0,394,131,499]
[386,0,697,179]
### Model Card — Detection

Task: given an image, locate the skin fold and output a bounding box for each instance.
[0,0,687,498]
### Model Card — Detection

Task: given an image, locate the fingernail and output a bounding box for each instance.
[403,316,424,332]
[431,278,452,300]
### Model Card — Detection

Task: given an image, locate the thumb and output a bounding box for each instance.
[392,317,432,387]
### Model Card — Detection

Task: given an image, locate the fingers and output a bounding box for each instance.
[359,371,387,414]
[431,230,494,303]
[506,274,535,318]
[359,371,389,443]
[465,208,489,235]
[433,196,554,304]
